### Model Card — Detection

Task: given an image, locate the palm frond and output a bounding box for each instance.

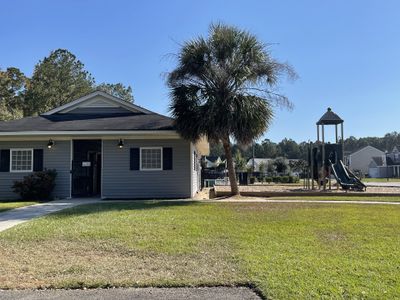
[167,23,297,143]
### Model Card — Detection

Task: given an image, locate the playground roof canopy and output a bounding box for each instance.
[316,107,343,125]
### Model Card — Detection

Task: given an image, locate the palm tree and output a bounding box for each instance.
[167,24,296,195]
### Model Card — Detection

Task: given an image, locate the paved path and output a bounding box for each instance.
[365,182,400,187]
[0,198,100,232]
[210,199,400,205]
[0,287,260,300]
[104,198,400,205]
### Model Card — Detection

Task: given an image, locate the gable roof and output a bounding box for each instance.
[316,107,344,125]
[348,145,385,157]
[0,113,174,133]
[371,156,384,167]
[246,158,274,172]
[246,158,274,167]
[0,91,175,135]
[42,91,153,115]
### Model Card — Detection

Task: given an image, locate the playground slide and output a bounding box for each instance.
[330,160,366,191]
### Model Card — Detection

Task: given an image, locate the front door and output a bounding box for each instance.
[71,140,102,197]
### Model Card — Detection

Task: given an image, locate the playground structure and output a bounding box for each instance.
[305,108,366,191]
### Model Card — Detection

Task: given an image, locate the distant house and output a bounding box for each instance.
[246,158,273,172]
[203,156,226,169]
[368,156,386,178]
[0,91,209,200]
[247,157,300,174]
[346,146,385,176]
[383,146,400,177]
[362,146,400,178]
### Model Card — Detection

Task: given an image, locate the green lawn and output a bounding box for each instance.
[0,201,399,299]
[268,196,400,202]
[0,201,39,213]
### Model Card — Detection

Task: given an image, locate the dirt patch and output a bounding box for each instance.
[192,188,213,200]
[213,184,400,196]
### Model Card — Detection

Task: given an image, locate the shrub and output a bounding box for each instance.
[281,176,290,183]
[13,169,57,200]
[272,176,281,183]
[288,175,300,183]
[265,177,273,183]
[249,176,256,184]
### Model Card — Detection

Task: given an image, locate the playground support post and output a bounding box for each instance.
[322,125,326,190]
[328,167,331,190]
[335,124,338,143]
[310,142,314,190]
[341,123,344,164]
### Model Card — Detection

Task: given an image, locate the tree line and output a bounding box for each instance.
[210,132,400,161]
[0,49,133,120]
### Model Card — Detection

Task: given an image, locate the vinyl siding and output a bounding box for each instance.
[349,146,385,175]
[67,107,132,114]
[102,139,191,199]
[0,140,71,200]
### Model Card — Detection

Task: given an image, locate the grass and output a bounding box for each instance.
[267,196,400,202]
[0,201,399,299]
[0,201,39,213]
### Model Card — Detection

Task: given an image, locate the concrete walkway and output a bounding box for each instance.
[105,198,400,205]
[209,198,400,205]
[0,198,100,232]
[0,287,261,300]
[365,181,400,187]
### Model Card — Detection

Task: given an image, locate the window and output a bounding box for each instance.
[140,147,162,170]
[10,149,33,172]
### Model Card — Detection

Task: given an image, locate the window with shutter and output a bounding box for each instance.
[33,149,44,172]
[0,149,10,172]
[163,147,173,170]
[10,149,33,172]
[130,148,140,170]
[140,147,162,171]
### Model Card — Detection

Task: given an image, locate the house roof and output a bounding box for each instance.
[246,158,273,166]
[348,145,384,157]
[0,112,174,132]
[371,156,384,166]
[0,91,175,134]
[316,108,344,125]
[204,156,226,168]
[42,91,153,115]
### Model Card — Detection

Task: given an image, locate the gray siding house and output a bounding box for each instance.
[0,91,207,200]
[346,145,385,176]
[368,146,400,178]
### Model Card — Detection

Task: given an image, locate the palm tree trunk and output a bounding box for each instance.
[222,137,239,195]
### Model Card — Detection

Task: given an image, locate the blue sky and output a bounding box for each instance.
[1,0,399,143]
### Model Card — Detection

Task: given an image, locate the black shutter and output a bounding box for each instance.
[163,147,173,170]
[33,149,43,171]
[0,150,10,172]
[130,148,140,170]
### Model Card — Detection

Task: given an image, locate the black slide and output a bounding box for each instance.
[330,160,366,191]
